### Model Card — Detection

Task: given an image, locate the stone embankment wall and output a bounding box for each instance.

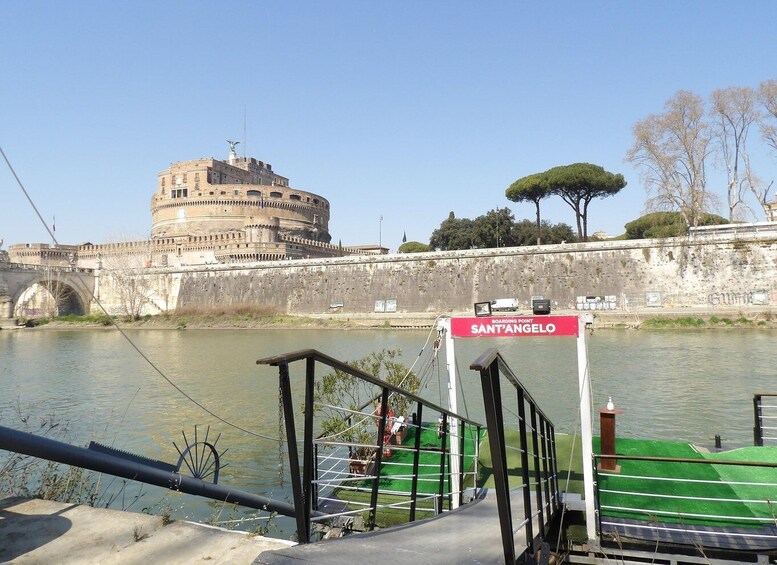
[101,232,777,316]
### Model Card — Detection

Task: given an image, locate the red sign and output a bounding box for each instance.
[450,315,579,338]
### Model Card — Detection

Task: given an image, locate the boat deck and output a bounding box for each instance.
[594,437,777,552]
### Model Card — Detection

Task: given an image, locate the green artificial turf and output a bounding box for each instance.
[333,422,483,527]
[376,421,482,495]
[332,428,777,532]
[477,430,584,494]
[699,446,777,522]
[596,438,777,528]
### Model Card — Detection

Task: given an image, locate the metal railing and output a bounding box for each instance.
[594,453,777,551]
[469,348,561,565]
[753,393,777,446]
[0,424,305,519]
[258,349,484,544]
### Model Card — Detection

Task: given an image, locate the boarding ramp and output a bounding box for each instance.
[256,349,485,544]
[257,348,562,564]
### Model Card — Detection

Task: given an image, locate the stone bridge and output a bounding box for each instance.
[0,260,95,321]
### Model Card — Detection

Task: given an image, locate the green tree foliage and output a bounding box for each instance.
[429,212,475,250]
[314,349,421,446]
[624,212,729,239]
[544,163,626,242]
[429,210,575,250]
[505,173,552,245]
[510,220,577,246]
[471,207,515,248]
[398,241,432,253]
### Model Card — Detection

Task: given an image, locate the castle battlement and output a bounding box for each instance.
[9,146,370,270]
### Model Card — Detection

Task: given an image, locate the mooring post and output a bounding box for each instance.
[599,403,623,473]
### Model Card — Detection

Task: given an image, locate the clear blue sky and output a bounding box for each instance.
[2,1,776,250]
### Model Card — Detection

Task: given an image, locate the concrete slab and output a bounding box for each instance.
[0,496,295,564]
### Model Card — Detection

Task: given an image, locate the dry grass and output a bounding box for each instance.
[172,303,280,317]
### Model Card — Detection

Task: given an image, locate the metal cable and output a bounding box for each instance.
[1,144,277,442]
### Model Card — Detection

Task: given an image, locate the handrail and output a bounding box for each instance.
[594,453,777,468]
[259,349,482,427]
[753,393,777,446]
[0,424,312,519]
[258,349,484,544]
[471,348,554,424]
[469,347,560,564]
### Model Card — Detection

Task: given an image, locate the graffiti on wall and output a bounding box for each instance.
[707,290,770,306]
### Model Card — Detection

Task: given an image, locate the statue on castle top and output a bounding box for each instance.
[227,140,240,155]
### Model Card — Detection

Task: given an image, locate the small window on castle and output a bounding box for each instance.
[234,189,240,196]
[195,172,199,181]
[161,178,165,187]
[290,194,301,201]
[247,190,261,198]
[270,191,282,198]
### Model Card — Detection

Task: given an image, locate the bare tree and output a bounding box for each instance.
[759,79,777,154]
[626,90,717,229]
[40,269,70,317]
[709,86,766,220]
[101,242,154,320]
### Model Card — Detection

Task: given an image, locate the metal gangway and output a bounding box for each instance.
[257,347,562,564]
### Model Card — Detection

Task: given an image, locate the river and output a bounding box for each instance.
[1,325,774,537]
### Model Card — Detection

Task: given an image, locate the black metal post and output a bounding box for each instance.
[302,357,315,540]
[530,405,545,538]
[409,402,423,521]
[754,395,763,446]
[279,362,309,543]
[479,362,516,565]
[549,426,560,509]
[368,387,390,530]
[539,418,551,516]
[517,387,535,556]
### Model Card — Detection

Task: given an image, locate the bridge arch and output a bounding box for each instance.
[8,270,93,319]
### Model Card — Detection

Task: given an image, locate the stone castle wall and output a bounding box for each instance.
[102,232,777,316]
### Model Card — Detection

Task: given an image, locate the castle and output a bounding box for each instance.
[9,146,379,269]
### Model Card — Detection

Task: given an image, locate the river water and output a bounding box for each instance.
[1,325,774,536]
